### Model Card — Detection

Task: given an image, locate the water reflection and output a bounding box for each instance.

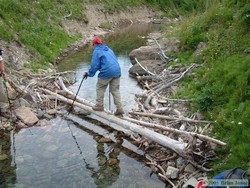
[74,122,122,188]
[0,131,16,187]
[0,114,165,187]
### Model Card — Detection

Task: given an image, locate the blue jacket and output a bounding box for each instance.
[87,44,121,79]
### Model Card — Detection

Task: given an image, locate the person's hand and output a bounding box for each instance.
[83,72,88,79]
[1,72,6,80]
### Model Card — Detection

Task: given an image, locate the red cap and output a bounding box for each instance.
[92,37,103,46]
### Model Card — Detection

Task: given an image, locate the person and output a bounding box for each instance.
[0,49,6,81]
[83,37,124,116]
[0,48,7,103]
[0,48,9,118]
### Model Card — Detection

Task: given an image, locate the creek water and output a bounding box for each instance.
[0,23,166,188]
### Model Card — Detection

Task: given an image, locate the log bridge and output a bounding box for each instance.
[43,88,187,156]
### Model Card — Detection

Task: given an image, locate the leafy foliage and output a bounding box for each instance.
[170,1,250,173]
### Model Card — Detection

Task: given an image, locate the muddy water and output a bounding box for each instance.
[0,24,165,187]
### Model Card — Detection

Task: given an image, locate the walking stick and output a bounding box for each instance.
[109,85,111,112]
[3,81,14,122]
[68,77,85,114]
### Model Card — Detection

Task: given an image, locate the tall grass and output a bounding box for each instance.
[168,1,250,174]
[0,0,85,71]
[88,0,144,12]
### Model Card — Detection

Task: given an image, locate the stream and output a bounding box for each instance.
[0,23,166,188]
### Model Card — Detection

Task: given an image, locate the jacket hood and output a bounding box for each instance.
[95,44,108,51]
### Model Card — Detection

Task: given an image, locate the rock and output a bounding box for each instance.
[167,161,175,167]
[3,122,11,129]
[107,158,118,166]
[0,102,9,112]
[129,46,159,64]
[98,155,106,166]
[37,109,46,118]
[0,154,8,161]
[16,121,28,129]
[129,60,164,76]
[13,98,31,108]
[22,94,36,105]
[37,119,50,127]
[182,177,198,188]
[176,157,186,168]
[14,106,39,126]
[184,164,196,174]
[166,166,179,179]
[47,109,57,115]
[98,137,112,143]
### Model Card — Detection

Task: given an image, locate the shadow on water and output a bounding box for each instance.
[0,23,165,187]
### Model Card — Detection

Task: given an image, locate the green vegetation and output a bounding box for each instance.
[160,0,250,175]
[0,0,86,71]
[0,0,249,176]
[99,22,112,30]
[89,0,144,13]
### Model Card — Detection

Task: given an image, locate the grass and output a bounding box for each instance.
[0,0,85,71]
[165,1,250,175]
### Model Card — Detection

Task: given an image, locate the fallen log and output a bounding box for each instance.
[151,63,197,95]
[123,116,226,146]
[42,88,187,156]
[129,111,212,124]
[134,58,156,76]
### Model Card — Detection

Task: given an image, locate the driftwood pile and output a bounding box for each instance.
[121,39,226,187]
[126,60,223,186]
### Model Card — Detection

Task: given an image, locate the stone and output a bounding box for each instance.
[98,137,112,143]
[16,121,28,129]
[129,45,159,64]
[37,119,50,127]
[107,158,118,166]
[184,164,196,174]
[14,106,39,126]
[47,109,57,115]
[182,177,198,188]
[176,157,185,168]
[0,154,8,161]
[166,166,179,179]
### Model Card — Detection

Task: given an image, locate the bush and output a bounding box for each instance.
[239,3,250,28]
